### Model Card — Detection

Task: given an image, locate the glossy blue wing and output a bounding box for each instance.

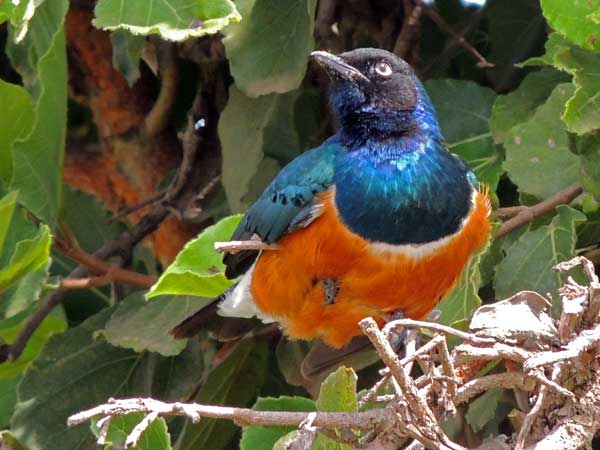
[224,140,340,278]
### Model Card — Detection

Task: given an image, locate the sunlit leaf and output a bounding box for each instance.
[94,0,241,41]
[148,215,242,299]
[0,81,34,187]
[503,83,581,200]
[7,0,69,227]
[541,0,600,51]
[0,225,51,295]
[91,413,172,450]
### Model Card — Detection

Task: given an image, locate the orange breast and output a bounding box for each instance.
[250,189,491,348]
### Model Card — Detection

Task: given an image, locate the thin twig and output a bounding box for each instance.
[125,412,159,449]
[436,338,457,400]
[60,273,114,290]
[523,323,600,370]
[493,206,528,218]
[495,184,583,239]
[108,189,167,223]
[383,318,496,345]
[421,5,494,68]
[214,240,280,254]
[455,372,535,405]
[394,0,423,58]
[54,239,157,288]
[359,318,463,450]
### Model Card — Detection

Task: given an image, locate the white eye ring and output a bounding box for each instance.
[374,61,393,77]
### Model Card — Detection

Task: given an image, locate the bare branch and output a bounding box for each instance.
[144,40,179,138]
[383,318,496,345]
[495,184,583,240]
[421,5,494,68]
[215,240,280,254]
[68,397,395,430]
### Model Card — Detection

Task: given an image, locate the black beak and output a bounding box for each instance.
[311,50,369,84]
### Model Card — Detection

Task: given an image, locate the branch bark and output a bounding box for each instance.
[495,184,583,239]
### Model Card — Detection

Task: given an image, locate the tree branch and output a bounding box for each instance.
[421,5,494,68]
[144,39,179,138]
[68,397,395,430]
[54,239,157,288]
[495,184,583,239]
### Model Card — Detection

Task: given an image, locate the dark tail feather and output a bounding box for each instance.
[170,301,220,339]
[170,293,264,341]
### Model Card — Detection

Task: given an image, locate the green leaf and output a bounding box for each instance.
[0,81,34,187]
[503,83,581,200]
[522,33,600,135]
[465,388,503,432]
[0,377,20,428]
[99,294,213,356]
[312,367,357,450]
[0,224,51,295]
[92,413,172,450]
[490,69,568,144]
[7,0,69,227]
[110,30,145,87]
[223,0,317,97]
[541,0,600,51]
[554,46,600,136]
[0,310,66,428]
[11,308,204,450]
[1,262,51,318]
[436,247,485,327]
[1,0,49,42]
[0,1,15,25]
[148,215,242,299]
[61,187,125,253]
[573,133,600,197]
[93,0,241,42]
[425,79,503,193]
[177,340,269,450]
[0,191,18,256]
[316,366,357,413]
[240,396,316,450]
[219,87,301,212]
[495,205,586,299]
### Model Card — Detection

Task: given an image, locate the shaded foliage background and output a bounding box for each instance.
[0,0,599,449]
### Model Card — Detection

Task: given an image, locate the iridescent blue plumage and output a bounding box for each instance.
[225,48,476,276]
[333,81,473,244]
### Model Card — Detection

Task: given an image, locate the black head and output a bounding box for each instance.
[311,48,429,143]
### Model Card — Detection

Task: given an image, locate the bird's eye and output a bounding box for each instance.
[374,61,393,77]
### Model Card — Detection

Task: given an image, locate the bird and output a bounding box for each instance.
[172,48,491,353]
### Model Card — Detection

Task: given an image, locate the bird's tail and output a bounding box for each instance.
[170,286,265,341]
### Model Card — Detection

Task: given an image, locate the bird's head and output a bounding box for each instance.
[311,48,439,144]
